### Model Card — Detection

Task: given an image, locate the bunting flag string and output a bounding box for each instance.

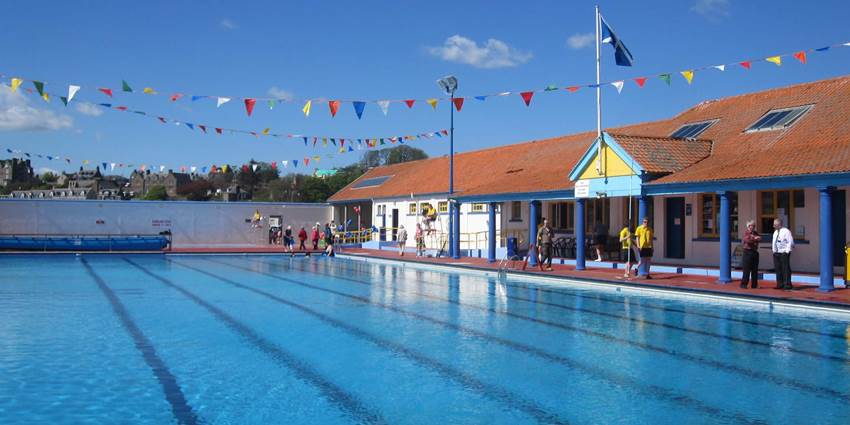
[2,82,448,149]
[3,40,848,115]
[3,129,446,174]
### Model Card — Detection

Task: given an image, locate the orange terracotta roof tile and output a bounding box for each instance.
[609,134,712,174]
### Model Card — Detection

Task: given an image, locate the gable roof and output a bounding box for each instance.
[329,74,850,202]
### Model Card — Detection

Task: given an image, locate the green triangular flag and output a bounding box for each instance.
[659,74,671,85]
[267,100,274,109]
[380,138,385,145]
[59,96,68,106]
[544,84,559,91]
[33,81,45,96]
[122,80,133,92]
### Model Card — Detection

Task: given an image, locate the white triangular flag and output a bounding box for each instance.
[217,97,231,108]
[281,160,288,168]
[844,42,850,47]
[110,162,116,171]
[611,81,624,94]
[159,165,165,172]
[68,85,81,102]
[190,166,197,173]
[377,100,390,115]
[713,64,726,71]
[252,164,258,172]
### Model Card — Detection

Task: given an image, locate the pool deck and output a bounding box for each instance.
[170,247,325,255]
[340,248,850,309]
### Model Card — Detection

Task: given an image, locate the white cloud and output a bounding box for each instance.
[691,0,730,21]
[0,87,73,131]
[37,167,59,176]
[220,18,238,30]
[566,33,595,49]
[75,103,103,117]
[427,35,532,69]
[267,86,294,101]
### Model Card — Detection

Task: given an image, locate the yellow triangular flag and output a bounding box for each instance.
[143,87,157,94]
[766,56,782,66]
[313,156,320,161]
[222,164,229,173]
[339,147,345,153]
[10,78,23,92]
[41,93,50,102]
[262,128,270,135]
[302,100,312,116]
[427,98,438,110]
[83,160,89,165]
[322,138,327,146]
[680,70,694,85]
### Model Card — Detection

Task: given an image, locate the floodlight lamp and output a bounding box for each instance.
[436,75,458,95]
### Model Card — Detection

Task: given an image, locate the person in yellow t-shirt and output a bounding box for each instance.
[634,217,654,278]
[618,220,639,278]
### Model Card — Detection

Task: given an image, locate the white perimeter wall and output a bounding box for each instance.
[0,199,331,248]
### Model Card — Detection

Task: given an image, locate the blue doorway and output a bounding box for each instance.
[665,197,686,259]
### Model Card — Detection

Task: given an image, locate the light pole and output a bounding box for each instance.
[437,75,458,258]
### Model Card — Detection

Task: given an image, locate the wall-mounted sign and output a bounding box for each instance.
[685,204,692,216]
[574,180,590,198]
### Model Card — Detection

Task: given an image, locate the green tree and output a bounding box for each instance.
[143,185,168,200]
[386,145,427,165]
[40,172,58,183]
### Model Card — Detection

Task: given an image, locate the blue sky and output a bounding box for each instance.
[2,0,850,175]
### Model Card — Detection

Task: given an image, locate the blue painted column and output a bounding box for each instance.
[718,191,732,284]
[819,186,835,292]
[528,201,540,267]
[447,203,454,257]
[452,201,461,259]
[487,202,497,262]
[576,198,586,270]
[637,195,651,276]
[380,213,386,241]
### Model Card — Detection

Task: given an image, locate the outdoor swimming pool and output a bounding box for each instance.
[1,254,849,424]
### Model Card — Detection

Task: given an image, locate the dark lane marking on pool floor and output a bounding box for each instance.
[165,259,571,425]
[189,257,769,424]
[335,257,849,341]
[121,258,387,425]
[81,258,201,425]
[318,258,850,365]
[263,257,850,402]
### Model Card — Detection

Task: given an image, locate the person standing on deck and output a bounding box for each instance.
[298,226,308,251]
[397,225,408,256]
[537,218,554,271]
[311,224,320,250]
[284,225,294,254]
[635,217,654,278]
[593,221,608,262]
[415,223,425,257]
[772,218,794,290]
[619,220,639,278]
[740,220,761,289]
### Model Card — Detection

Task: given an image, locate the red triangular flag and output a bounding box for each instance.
[404,99,415,108]
[157,117,167,123]
[271,161,277,169]
[793,51,807,64]
[340,139,345,147]
[114,106,128,111]
[520,91,534,106]
[198,125,207,133]
[242,165,249,172]
[98,88,113,97]
[566,86,580,93]
[215,128,222,134]
[634,77,647,88]
[740,61,752,70]
[328,100,340,117]
[170,93,183,102]
[452,97,464,112]
[244,98,256,116]
[441,129,449,136]
[304,158,310,166]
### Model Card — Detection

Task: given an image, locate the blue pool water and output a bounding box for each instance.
[1,254,849,424]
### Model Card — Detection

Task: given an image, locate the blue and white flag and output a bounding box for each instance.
[600,15,634,66]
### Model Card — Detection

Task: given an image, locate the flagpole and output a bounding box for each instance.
[595,5,602,175]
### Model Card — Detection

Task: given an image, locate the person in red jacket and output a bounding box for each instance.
[298,226,308,251]
[311,225,320,250]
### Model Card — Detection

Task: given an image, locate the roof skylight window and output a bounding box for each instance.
[670,120,717,139]
[745,105,813,132]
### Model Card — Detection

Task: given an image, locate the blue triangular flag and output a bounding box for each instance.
[185,123,194,130]
[191,95,205,101]
[303,137,308,146]
[815,46,830,52]
[202,166,208,173]
[399,136,405,144]
[348,146,354,152]
[353,101,366,119]
[600,14,634,66]
[293,160,298,168]
[474,96,487,101]
[99,103,112,108]
[101,162,107,170]
[5,149,11,153]
[47,156,53,160]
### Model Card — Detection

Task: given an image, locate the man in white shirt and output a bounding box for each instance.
[772,218,795,290]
